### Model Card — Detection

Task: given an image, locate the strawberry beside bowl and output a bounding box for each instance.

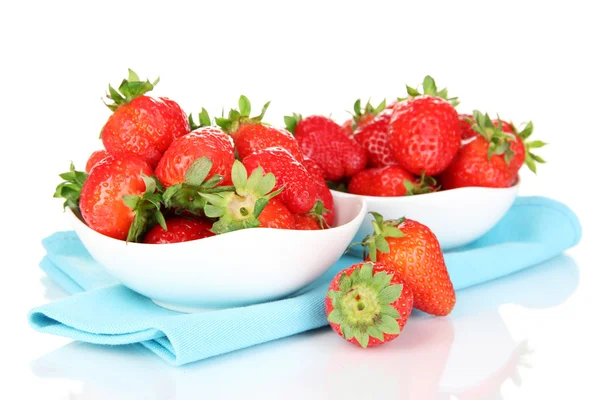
[67,195,367,312]
[331,180,520,255]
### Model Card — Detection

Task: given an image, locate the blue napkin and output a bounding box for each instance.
[28,196,581,366]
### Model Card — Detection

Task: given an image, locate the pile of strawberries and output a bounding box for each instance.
[308,76,545,196]
[55,70,336,244]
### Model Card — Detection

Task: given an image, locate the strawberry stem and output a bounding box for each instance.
[103,69,159,112]
[54,162,88,212]
[215,95,271,133]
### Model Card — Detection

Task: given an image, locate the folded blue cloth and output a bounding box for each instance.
[28,196,581,366]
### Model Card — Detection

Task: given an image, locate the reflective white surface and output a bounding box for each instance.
[2,0,599,398]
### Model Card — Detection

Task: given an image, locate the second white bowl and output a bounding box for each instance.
[331,181,519,255]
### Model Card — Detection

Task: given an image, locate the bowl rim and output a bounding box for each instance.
[67,195,368,247]
[331,176,521,200]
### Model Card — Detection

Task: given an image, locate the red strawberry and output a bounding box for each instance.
[493,119,515,133]
[101,70,190,167]
[155,127,235,188]
[302,157,335,226]
[441,111,546,189]
[341,119,354,136]
[361,213,456,316]
[143,217,214,244]
[294,213,322,230]
[459,114,478,141]
[345,98,388,133]
[285,114,367,181]
[215,96,304,162]
[242,147,319,214]
[325,261,414,348]
[79,155,164,242]
[348,166,437,197]
[199,160,284,234]
[85,150,110,172]
[354,108,397,167]
[257,197,295,229]
[389,76,461,175]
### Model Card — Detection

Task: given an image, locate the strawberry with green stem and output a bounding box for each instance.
[200,160,283,234]
[359,212,456,316]
[325,262,414,348]
[389,76,461,176]
[342,98,387,134]
[348,166,438,197]
[101,69,190,167]
[216,95,304,161]
[441,110,546,189]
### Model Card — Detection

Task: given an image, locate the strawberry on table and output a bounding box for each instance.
[285,113,368,181]
[441,110,546,189]
[78,155,165,242]
[216,95,304,162]
[348,165,437,197]
[85,150,109,172]
[388,76,461,176]
[325,262,414,348]
[101,69,190,167]
[361,213,456,316]
[242,147,319,215]
[143,217,214,244]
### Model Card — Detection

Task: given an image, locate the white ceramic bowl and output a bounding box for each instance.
[331,181,520,255]
[68,196,367,312]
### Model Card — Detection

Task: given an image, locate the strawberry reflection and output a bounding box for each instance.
[32,255,577,399]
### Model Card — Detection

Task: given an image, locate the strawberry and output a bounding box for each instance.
[143,217,214,244]
[284,114,367,181]
[78,155,165,242]
[354,108,397,167]
[302,157,335,226]
[85,150,110,172]
[242,147,319,214]
[101,69,190,167]
[257,197,295,229]
[494,119,515,133]
[388,76,461,175]
[215,95,304,162]
[199,160,283,233]
[155,127,235,188]
[325,261,414,348]
[343,98,387,134]
[441,111,546,189]
[348,166,437,197]
[459,114,478,141]
[293,200,330,230]
[361,213,456,316]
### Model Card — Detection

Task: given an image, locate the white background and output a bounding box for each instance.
[1,0,598,398]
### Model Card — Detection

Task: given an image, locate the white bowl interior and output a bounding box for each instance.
[69,196,367,310]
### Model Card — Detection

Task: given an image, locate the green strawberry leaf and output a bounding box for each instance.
[377,314,400,335]
[381,304,401,319]
[327,309,344,324]
[367,326,385,342]
[378,284,403,305]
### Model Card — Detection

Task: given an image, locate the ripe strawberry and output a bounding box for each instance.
[494,119,515,133]
[389,76,461,175]
[302,157,335,226]
[215,95,304,161]
[293,201,330,230]
[143,217,214,244]
[354,108,397,167]
[242,147,319,214]
[440,111,546,189]
[85,150,110,172]
[199,160,283,233]
[343,98,387,134]
[361,213,456,316]
[459,114,478,141]
[155,127,235,188]
[325,262,414,348]
[348,166,437,197]
[79,155,165,242]
[257,197,295,229]
[285,114,367,181]
[101,70,190,167]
